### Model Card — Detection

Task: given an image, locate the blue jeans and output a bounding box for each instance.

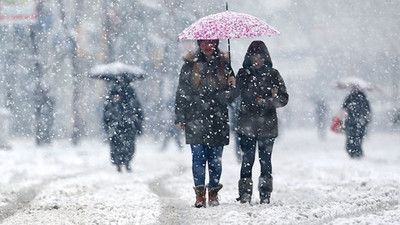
[190,144,223,188]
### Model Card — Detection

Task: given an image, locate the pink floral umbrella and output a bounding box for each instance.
[178,11,280,40]
[178,10,279,64]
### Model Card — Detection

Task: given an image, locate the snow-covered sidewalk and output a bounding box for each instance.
[1,129,399,225]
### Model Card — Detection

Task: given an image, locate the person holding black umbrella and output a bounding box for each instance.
[174,39,235,208]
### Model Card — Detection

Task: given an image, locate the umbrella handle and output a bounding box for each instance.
[226,2,231,66]
[228,39,231,66]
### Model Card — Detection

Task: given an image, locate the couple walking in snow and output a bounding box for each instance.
[174,39,289,207]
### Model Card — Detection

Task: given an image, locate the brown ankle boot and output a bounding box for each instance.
[193,185,206,208]
[207,184,223,207]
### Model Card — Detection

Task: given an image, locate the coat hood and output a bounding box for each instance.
[242,40,273,68]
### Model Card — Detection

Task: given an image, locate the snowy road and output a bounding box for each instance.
[1,130,399,225]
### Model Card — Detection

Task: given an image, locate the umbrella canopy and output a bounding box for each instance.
[334,77,378,92]
[90,62,145,81]
[178,11,279,40]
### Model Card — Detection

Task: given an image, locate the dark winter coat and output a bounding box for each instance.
[233,41,288,138]
[174,49,234,146]
[342,89,371,136]
[103,85,144,138]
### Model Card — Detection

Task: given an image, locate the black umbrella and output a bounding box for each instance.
[90,62,145,82]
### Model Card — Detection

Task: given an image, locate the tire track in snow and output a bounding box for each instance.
[0,182,43,222]
[298,198,399,225]
[148,164,192,225]
[0,168,103,223]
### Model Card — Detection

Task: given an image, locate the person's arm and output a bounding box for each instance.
[175,63,192,129]
[229,68,246,102]
[133,99,144,135]
[262,70,289,109]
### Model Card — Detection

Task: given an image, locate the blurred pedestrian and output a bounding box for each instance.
[35,87,55,145]
[233,41,289,204]
[160,100,184,151]
[174,39,235,207]
[342,88,371,158]
[392,108,400,125]
[229,97,242,162]
[315,99,329,140]
[103,77,144,172]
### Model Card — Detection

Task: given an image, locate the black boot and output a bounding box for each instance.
[236,178,253,203]
[259,176,273,204]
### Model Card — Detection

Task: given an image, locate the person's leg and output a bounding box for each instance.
[346,135,354,157]
[258,137,275,204]
[191,144,207,186]
[239,135,257,179]
[346,126,359,158]
[353,129,365,158]
[206,145,224,206]
[110,136,122,171]
[258,137,275,178]
[207,146,223,188]
[237,134,256,203]
[123,133,136,170]
[191,144,207,207]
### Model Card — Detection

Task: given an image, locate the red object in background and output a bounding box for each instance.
[331,116,342,133]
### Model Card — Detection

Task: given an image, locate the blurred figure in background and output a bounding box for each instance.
[229,97,242,162]
[315,99,329,140]
[103,76,144,172]
[342,88,371,158]
[35,87,55,146]
[392,108,400,126]
[160,100,183,151]
[0,108,12,150]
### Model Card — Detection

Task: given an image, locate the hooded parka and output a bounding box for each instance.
[234,41,288,137]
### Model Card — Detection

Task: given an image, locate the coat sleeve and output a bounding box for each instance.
[265,69,289,109]
[174,62,192,124]
[103,101,115,135]
[133,99,144,134]
[216,61,237,105]
[229,68,245,101]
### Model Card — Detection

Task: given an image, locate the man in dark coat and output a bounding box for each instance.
[103,78,143,172]
[174,39,235,208]
[342,88,371,158]
[233,40,289,204]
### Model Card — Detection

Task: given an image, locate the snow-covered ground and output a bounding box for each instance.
[1,129,399,225]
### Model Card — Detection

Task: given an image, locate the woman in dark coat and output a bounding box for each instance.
[174,39,235,208]
[103,78,143,172]
[234,41,289,204]
[342,88,371,158]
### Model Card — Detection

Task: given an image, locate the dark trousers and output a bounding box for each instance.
[239,134,275,179]
[345,125,366,158]
[110,133,136,165]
